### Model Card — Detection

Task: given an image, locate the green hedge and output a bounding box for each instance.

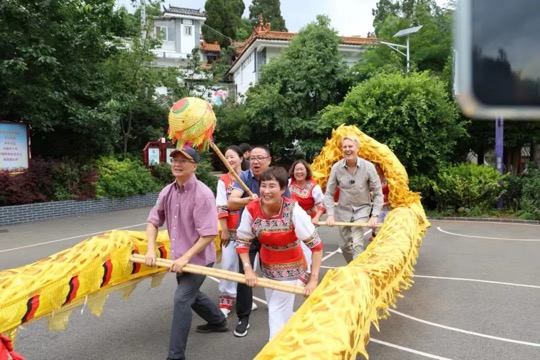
[432,163,505,214]
[95,157,161,198]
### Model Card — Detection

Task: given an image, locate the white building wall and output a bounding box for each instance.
[265,47,284,62]
[235,52,258,100]
[231,44,366,101]
[180,19,196,55]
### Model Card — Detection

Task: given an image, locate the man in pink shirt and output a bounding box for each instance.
[145,148,227,360]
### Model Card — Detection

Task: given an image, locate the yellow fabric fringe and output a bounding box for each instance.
[255,125,430,359]
[1,125,428,360]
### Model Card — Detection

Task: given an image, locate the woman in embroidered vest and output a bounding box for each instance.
[236,167,323,340]
[215,145,244,317]
[288,160,326,225]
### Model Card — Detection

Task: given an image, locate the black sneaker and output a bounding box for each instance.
[196,319,228,333]
[233,318,250,337]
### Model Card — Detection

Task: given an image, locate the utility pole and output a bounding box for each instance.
[140,0,147,39]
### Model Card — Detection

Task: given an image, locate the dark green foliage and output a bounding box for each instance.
[0,158,96,205]
[0,0,129,160]
[195,153,219,194]
[249,0,287,31]
[213,100,251,149]
[95,157,161,198]
[152,163,175,186]
[322,71,467,177]
[202,0,243,46]
[50,160,97,201]
[243,15,349,163]
[518,164,540,220]
[408,174,436,210]
[432,164,505,213]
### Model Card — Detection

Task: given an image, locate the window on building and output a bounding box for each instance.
[184,26,192,36]
[155,25,175,41]
[207,53,218,64]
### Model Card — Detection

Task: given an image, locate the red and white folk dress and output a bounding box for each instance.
[289,178,325,219]
[215,173,241,312]
[236,197,323,339]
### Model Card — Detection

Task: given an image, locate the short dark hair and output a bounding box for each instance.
[238,143,252,153]
[289,160,313,180]
[251,145,271,157]
[260,167,288,189]
[224,145,243,159]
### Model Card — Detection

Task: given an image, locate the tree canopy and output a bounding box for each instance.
[0,0,181,160]
[321,71,467,176]
[240,15,349,161]
[249,0,287,31]
[202,0,244,46]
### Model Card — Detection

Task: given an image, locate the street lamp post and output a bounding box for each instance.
[379,25,422,73]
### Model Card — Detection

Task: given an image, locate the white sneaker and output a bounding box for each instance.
[220,308,230,318]
[251,302,258,311]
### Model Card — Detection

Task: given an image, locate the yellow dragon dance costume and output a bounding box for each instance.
[0,125,429,359]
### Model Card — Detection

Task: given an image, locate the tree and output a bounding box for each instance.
[352,0,453,83]
[242,15,349,162]
[202,0,242,47]
[0,0,135,160]
[249,0,287,31]
[235,18,254,41]
[321,72,468,177]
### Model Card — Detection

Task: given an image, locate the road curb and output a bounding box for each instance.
[428,216,540,225]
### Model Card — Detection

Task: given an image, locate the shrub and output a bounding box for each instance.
[432,163,505,213]
[152,163,174,186]
[409,175,436,210]
[51,160,97,201]
[0,159,55,206]
[195,154,218,195]
[520,165,540,220]
[95,157,161,198]
[501,173,523,212]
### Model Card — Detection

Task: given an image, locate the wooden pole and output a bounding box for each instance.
[130,254,305,295]
[316,221,383,228]
[209,142,253,197]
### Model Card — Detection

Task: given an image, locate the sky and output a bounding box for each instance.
[117,0,449,37]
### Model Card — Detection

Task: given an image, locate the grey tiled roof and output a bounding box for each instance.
[164,6,206,18]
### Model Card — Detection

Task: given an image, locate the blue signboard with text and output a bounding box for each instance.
[0,122,30,173]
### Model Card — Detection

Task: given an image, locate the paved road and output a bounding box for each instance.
[1,210,539,360]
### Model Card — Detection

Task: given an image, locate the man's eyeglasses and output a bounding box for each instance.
[248,156,270,162]
[171,158,194,165]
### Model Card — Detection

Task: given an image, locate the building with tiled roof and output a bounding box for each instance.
[151,6,220,67]
[150,6,232,104]
[228,16,377,101]
[162,6,206,19]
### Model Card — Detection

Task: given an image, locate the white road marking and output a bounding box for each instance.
[322,248,342,261]
[370,338,453,359]
[433,219,540,227]
[414,274,540,289]
[389,309,540,347]
[0,223,147,253]
[437,227,540,242]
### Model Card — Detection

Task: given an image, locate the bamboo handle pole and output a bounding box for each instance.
[130,254,305,295]
[316,221,383,228]
[209,142,253,197]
